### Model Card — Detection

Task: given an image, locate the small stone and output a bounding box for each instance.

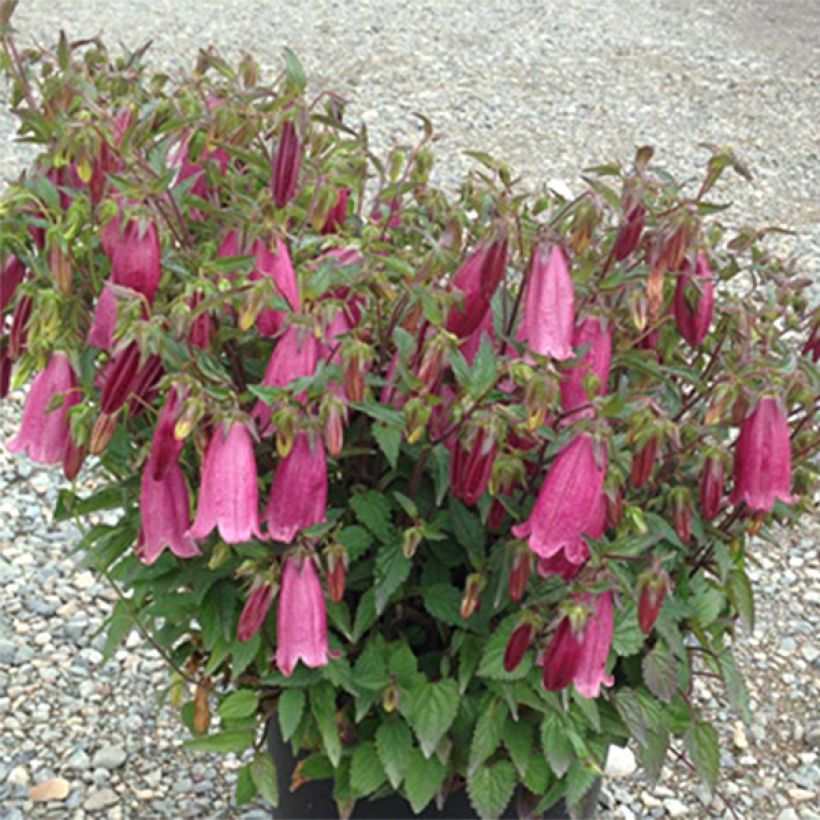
[91,745,127,770]
[83,788,120,812]
[605,745,637,778]
[776,810,799,820]
[614,808,637,820]
[732,722,749,750]
[787,788,815,802]
[804,646,820,663]
[74,571,96,590]
[29,777,71,802]
[65,750,91,771]
[779,637,797,654]
[664,798,689,817]
[7,765,29,786]
[641,791,663,808]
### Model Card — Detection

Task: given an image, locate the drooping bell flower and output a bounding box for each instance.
[188,421,263,543]
[251,237,300,336]
[264,433,327,543]
[252,325,319,434]
[445,235,509,339]
[450,426,497,507]
[321,188,350,234]
[560,317,612,418]
[630,436,659,489]
[7,352,81,464]
[541,616,584,692]
[573,591,615,698]
[237,579,275,642]
[518,244,575,360]
[87,284,120,350]
[149,387,185,481]
[612,203,646,262]
[102,212,162,303]
[537,550,586,581]
[1,255,26,313]
[674,253,715,347]
[729,396,795,513]
[513,434,607,565]
[503,619,535,673]
[276,554,333,677]
[100,342,142,414]
[138,460,200,564]
[700,456,724,521]
[127,354,164,416]
[272,120,301,208]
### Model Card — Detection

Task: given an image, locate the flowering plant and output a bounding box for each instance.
[1,11,818,818]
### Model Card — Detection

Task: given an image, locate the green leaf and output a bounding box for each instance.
[613,689,650,747]
[350,400,404,427]
[184,729,255,754]
[353,640,389,691]
[431,444,451,506]
[199,580,236,650]
[642,643,679,704]
[350,741,386,797]
[467,760,516,820]
[218,690,259,720]
[351,490,394,543]
[409,679,460,758]
[310,682,342,766]
[373,423,401,468]
[388,643,417,687]
[686,721,719,795]
[477,615,533,681]
[502,718,533,778]
[540,712,574,778]
[612,603,645,657]
[375,718,413,789]
[448,498,486,564]
[423,582,468,628]
[231,633,261,679]
[374,541,411,614]
[338,525,373,561]
[352,589,377,642]
[251,752,279,807]
[727,568,754,631]
[690,576,725,627]
[278,689,305,742]
[235,762,257,805]
[640,728,669,784]
[471,335,498,397]
[458,634,484,694]
[403,748,446,814]
[468,698,508,775]
[282,47,307,92]
[718,648,751,724]
[102,601,133,661]
[523,752,550,795]
[565,760,598,811]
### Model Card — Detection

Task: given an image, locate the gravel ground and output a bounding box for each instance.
[1,0,818,817]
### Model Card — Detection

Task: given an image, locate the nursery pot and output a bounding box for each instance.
[265,720,601,819]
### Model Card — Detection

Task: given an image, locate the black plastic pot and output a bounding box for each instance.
[266,720,601,819]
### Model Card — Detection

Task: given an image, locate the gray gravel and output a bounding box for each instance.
[1,0,818,817]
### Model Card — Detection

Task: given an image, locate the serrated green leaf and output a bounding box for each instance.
[350,741,386,797]
[613,689,649,747]
[727,568,754,631]
[642,643,679,704]
[388,643,417,687]
[374,541,411,614]
[231,632,261,679]
[251,752,279,807]
[718,648,751,724]
[353,640,389,691]
[458,634,484,694]
[310,681,342,766]
[467,760,516,820]
[352,589,377,642]
[448,498,486,564]
[423,582,468,628]
[278,688,305,742]
[686,721,719,795]
[338,525,373,561]
[404,748,447,814]
[349,400,405,426]
[468,698,508,775]
[218,690,259,720]
[373,422,402,468]
[184,729,255,754]
[640,728,669,784]
[690,576,725,627]
[282,47,307,92]
[540,712,574,778]
[409,679,460,758]
[612,603,645,657]
[565,760,598,811]
[502,718,533,778]
[375,718,413,789]
[102,602,133,661]
[471,335,498,397]
[351,490,394,543]
[431,444,451,506]
[235,762,257,805]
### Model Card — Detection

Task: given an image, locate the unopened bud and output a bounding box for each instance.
[503,620,535,673]
[402,526,423,559]
[404,398,430,445]
[49,244,72,295]
[100,342,141,414]
[62,439,86,481]
[174,398,204,441]
[89,411,118,455]
[630,436,659,489]
[508,544,532,603]
[670,487,692,543]
[382,683,400,713]
[637,565,670,634]
[208,542,232,570]
[325,544,348,604]
[460,573,484,619]
[239,285,265,332]
[605,486,623,529]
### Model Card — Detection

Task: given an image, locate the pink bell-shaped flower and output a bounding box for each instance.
[450,427,497,507]
[237,579,275,643]
[188,421,263,543]
[87,284,120,351]
[573,590,615,698]
[513,434,607,565]
[148,387,185,481]
[729,396,795,513]
[560,317,612,417]
[673,252,715,347]
[137,460,200,564]
[264,433,327,543]
[7,352,81,464]
[276,554,333,677]
[700,456,724,521]
[101,212,162,303]
[271,121,301,209]
[251,237,300,337]
[519,244,574,360]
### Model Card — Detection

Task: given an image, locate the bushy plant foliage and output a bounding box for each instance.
[1,10,817,817]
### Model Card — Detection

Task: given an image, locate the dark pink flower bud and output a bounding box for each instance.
[276,555,333,677]
[62,439,86,481]
[6,353,81,464]
[325,544,347,604]
[612,204,646,262]
[251,238,300,337]
[322,188,350,234]
[8,295,33,360]
[127,354,164,416]
[102,213,162,304]
[519,244,575,360]
[100,342,142,414]
[264,433,327,543]
[700,456,724,521]
[605,486,623,530]
[671,490,692,544]
[513,434,606,565]
[673,253,715,347]
[445,235,509,339]
[630,436,659,489]
[729,396,795,513]
[188,421,263,543]
[450,427,496,506]
[542,617,583,692]
[508,545,532,603]
[138,459,200,565]
[1,255,26,313]
[637,570,668,634]
[237,580,275,642]
[503,621,535,673]
[272,121,301,208]
[560,317,612,418]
